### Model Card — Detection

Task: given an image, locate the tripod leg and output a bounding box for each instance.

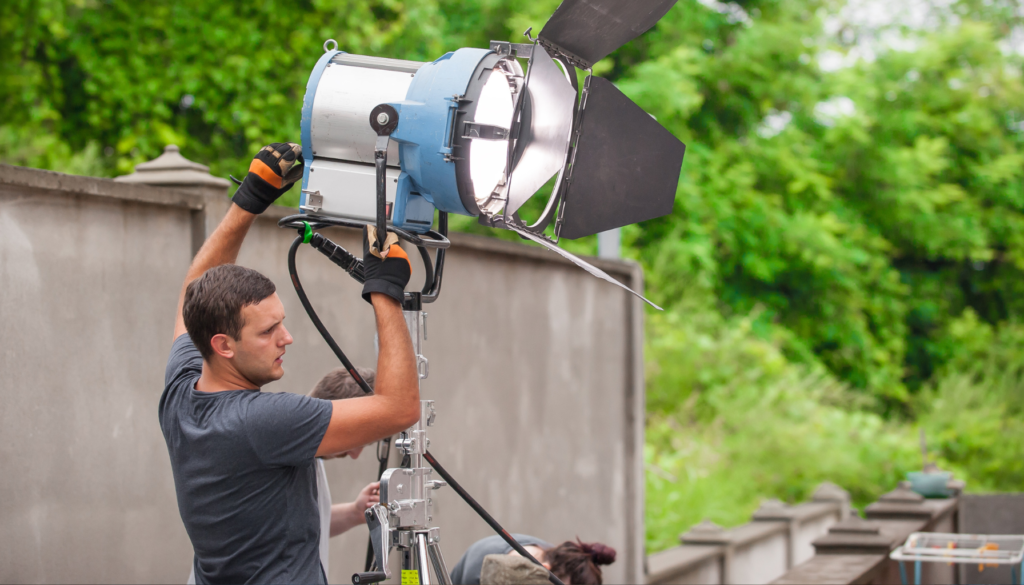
[416,533,433,585]
[427,539,452,585]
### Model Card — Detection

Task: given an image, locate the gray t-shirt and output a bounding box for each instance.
[159,334,333,584]
[449,534,551,585]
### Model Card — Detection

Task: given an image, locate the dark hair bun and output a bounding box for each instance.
[580,542,616,565]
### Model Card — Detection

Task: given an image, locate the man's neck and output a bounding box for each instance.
[195,360,259,393]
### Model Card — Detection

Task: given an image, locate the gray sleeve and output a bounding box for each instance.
[244,393,333,468]
[449,550,467,584]
[165,334,202,387]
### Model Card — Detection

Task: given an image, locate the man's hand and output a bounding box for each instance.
[231,142,304,215]
[361,226,412,305]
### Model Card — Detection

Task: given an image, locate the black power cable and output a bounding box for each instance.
[424,451,566,585]
[288,234,390,573]
[288,236,373,395]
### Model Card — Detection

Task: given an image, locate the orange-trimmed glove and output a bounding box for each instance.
[232,142,304,214]
[361,226,411,305]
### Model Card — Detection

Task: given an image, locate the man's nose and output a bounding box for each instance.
[280,324,294,346]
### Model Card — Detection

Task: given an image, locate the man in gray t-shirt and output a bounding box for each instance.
[160,143,421,584]
[163,334,332,583]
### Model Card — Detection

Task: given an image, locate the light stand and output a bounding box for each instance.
[356,302,452,585]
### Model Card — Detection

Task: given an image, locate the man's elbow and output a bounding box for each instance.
[397,400,421,429]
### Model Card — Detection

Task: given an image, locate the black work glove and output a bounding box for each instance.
[232,142,304,215]
[361,226,411,305]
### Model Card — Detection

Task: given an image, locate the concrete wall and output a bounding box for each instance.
[772,496,962,585]
[0,165,646,584]
[791,513,836,567]
[731,531,789,585]
[647,499,844,585]
[959,494,1024,585]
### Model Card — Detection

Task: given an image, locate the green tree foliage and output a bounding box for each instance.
[644,307,920,551]
[2,0,474,191]
[618,2,1024,409]
[918,311,1024,490]
[5,0,1023,552]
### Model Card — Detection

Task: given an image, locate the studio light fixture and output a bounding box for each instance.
[282,5,685,582]
[298,0,684,308]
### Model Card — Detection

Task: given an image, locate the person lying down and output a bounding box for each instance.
[449,534,616,585]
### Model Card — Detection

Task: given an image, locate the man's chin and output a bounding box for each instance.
[267,366,285,383]
[245,368,284,388]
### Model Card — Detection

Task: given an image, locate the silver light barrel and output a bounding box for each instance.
[310,54,425,166]
[304,160,401,222]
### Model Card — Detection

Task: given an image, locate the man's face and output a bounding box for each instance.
[231,293,293,387]
[322,445,365,460]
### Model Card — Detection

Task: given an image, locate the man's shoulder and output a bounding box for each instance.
[242,391,331,428]
[166,334,203,383]
[160,334,203,423]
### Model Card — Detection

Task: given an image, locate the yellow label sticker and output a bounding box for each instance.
[401,569,420,585]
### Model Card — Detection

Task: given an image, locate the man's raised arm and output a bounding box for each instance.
[172,205,256,340]
[171,143,304,340]
[316,239,421,455]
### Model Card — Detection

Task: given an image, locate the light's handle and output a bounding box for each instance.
[369,104,401,246]
[374,135,389,240]
[363,504,392,579]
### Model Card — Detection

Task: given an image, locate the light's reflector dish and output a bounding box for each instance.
[505,44,576,215]
[469,67,514,213]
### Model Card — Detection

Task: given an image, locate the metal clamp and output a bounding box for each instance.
[299,190,323,213]
[417,354,429,380]
[489,40,535,59]
[462,122,510,140]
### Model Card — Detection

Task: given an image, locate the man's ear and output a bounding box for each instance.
[209,333,236,360]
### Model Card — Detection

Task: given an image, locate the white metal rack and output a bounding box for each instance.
[890,532,1024,585]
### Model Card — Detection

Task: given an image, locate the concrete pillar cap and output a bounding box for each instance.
[679,519,730,545]
[752,498,793,520]
[115,145,230,190]
[879,481,925,503]
[811,481,850,502]
[828,513,882,535]
[689,519,724,534]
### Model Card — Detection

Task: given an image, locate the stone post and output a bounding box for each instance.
[752,499,798,569]
[114,145,231,255]
[864,481,931,521]
[811,510,893,555]
[681,520,732,584]
[811,481,851,520]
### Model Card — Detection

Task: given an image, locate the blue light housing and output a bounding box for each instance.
[299,47,517,233]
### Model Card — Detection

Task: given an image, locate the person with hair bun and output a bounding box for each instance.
[449,534,616,584]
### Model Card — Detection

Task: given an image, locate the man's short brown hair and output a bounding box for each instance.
[310,367,375,401]
[182,264,277,360]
